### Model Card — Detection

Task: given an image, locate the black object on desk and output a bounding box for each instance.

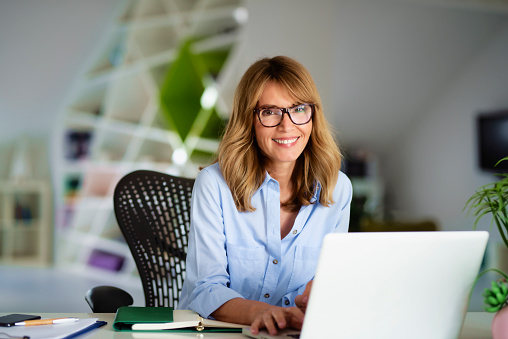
[85,286,133,313]
[0,314,41,327]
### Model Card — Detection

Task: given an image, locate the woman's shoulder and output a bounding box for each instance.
[332,170,353,200]
[195,163,225,185]
[199,162,221,176]
[337,170,352,187]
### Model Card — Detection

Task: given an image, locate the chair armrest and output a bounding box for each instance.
[85,285,134,313]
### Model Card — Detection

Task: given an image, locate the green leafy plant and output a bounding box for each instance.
[477,268,508,312]
[465,156,508,248]
[465,156,508,312]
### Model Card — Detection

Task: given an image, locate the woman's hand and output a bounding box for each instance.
[249,305,304,336]
[294,280,313,313]
[211,298,304,336]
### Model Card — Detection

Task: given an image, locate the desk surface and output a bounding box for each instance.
[0,312,494,338]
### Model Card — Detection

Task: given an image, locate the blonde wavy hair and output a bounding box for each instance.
[216,56,342,212]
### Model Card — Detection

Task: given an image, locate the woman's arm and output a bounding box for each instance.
[212,298,304,335]
[179,167,244,316]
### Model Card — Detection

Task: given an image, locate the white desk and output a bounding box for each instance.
[0,312,494,338]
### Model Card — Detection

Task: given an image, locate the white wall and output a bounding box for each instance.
[327,0,506,152]
[0,0,121,146]
[385,22,508,237]
[0,0,121,142]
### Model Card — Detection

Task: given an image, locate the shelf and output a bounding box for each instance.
[54,0,245,283]
[105,72,152,124]
[0,180,52,266]
[64,117,186,164]
[131,137,173,163]
[65,112,101,129]
[119,0,196,23]
[0,220,43,230]
[127,24,180,62]
[68,81,108,117]
[80,166,121,198]
[94,131,134,162]
[86,27,129,78]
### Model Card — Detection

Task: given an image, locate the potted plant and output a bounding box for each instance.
[465,156,508,338]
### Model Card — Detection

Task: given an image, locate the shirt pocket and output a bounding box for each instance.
[287,245,321,292]
[226,243,266,298]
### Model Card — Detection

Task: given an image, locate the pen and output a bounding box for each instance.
[14,317,79,326]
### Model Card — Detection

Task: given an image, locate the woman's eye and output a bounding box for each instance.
[262,109,277,116]
[294,106,305,113]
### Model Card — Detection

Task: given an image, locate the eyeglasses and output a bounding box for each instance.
[254,103,314,127]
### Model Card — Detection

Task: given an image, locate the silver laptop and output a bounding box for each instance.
[243,231,488,339]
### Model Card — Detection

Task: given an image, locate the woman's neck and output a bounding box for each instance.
[266,162,295,204]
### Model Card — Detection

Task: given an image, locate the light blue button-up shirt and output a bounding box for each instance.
[178,163,352,318]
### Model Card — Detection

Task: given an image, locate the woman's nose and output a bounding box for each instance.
[278,111,294,130]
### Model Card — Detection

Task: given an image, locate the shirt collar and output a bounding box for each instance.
[310,181,321,204]
[259,171,279,191]
[256,171,321,203]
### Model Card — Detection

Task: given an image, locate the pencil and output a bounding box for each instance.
[14,318,79,326]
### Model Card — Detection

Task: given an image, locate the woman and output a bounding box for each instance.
[178,56,352,335]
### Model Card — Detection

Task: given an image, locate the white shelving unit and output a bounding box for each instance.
[52,0,246,286]
[0,180,52,266]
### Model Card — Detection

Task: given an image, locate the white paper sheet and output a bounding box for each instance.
[0,318,101,339]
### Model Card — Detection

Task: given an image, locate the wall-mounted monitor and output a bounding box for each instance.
[477,110,508,173]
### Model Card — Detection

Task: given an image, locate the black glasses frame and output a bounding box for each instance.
[254,103,314,128]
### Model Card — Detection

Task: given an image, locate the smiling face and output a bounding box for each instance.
[254,81,312,173]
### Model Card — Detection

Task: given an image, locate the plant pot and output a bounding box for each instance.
[492,306,508,339]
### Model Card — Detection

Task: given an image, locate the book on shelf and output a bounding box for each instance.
[87,249,126,272]
[113,306,246,332]
[65,130,92,160]
[14,200,33,223]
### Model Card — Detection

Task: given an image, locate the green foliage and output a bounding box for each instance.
[466,156,508,312]
[483,279,508,312]
[477,269,508,312]
[200,108,228,140]
[465,156,508,248]
[160,41,204,141]
[159,40,232,142]
[198,49,231,78]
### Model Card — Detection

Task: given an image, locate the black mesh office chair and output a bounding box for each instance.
[85,170,195,312]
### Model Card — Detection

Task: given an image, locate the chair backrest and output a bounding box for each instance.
[113,170,194,308]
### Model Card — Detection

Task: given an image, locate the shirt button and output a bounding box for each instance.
[293,230,298,235]
[273,259,278,265]
[264,293,270,298]
[285,300,290,305]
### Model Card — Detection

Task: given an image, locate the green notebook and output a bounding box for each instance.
[113,306,245,332]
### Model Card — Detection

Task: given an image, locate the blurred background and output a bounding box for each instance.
[1,0,508,313]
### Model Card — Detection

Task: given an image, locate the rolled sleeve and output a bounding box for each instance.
[188,284,244,319]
